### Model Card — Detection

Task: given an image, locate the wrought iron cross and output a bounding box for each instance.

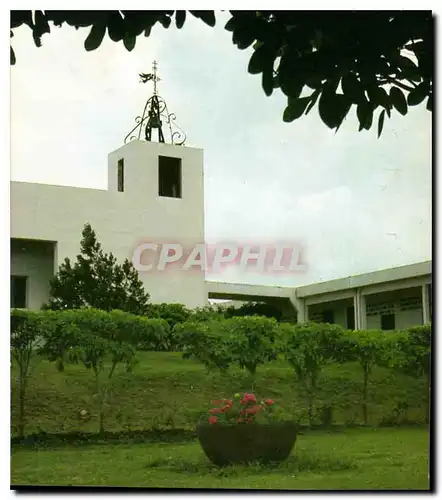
[139,60,161,95]
[125,61,186,146]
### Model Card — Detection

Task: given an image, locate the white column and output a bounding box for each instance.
[290,296,307,323]
[353,292,359,330]
[355,289,367,330]
[422,283,430,324]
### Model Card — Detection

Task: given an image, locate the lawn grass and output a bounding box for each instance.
[11,427,430,490]
[11,351,427,436]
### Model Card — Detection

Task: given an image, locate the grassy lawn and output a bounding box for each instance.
[11,351,428,436]
[11,427,430,490]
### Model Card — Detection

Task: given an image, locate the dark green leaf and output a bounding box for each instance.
[341,73,365,104]
[224,17,237,32]
[233,28,255,50]
[319,91,352,129]
[390,86,408,115]
[123,34,136,51]
[305,90,320,115]
[175,10,186,29]
[283,97,310,122]
[366,84,390,110]
[357,100,374,130]
[33,11,50,38]
[279,74,304,100]
[377,109,386,138]
[248,47,274,75]
[107,12,125,42]
[262,67,274,96]
[426,94,432,111]
[158,14,172,29]
[407,82,429,106]
[84,22,106,51]
[190,11,216,27]
[10,46,15,65]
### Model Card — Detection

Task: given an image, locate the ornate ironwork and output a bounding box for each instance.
[124,61,186,146]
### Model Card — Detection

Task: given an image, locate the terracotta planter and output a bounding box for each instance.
[196,422,297,466]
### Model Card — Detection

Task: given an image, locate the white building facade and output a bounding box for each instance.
[11,140,432,330]
[11,139,207,309]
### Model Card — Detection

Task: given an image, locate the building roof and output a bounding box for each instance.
[294,260,432,298]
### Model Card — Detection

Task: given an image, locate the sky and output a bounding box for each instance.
[10,11,432,287]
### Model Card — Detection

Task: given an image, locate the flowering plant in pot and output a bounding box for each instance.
[196,393,297,466]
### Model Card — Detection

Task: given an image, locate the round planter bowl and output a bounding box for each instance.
[196,422,297,466]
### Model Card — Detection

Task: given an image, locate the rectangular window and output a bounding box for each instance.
[323,310,334,324]
[11,275,27,309]
[381,313,395,331]
[346,306,355,330]
[117,159,124,192]
[158,156,182,198]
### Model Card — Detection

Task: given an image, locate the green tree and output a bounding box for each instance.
[336,330,391,425]
[226,316,282,390]
[283,322,344,427]
[148,303,191,330]
[175,319,233,374]
[42,308,137,435]
[44,223,150,315]
[389,324,431,423]
[11,309,54,439]
[10,11,432,135]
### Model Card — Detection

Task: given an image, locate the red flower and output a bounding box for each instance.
[243,393,257,403]
[264,399,274,406]
[210,407,228,414]
[209,416,217,425]
[244,405,262,415]
[241,393,257,406]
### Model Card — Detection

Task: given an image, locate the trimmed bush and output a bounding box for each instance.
[224,316,282,387]
[389,324,431,422]
[10,309,55,438]
[175,320,233,373]
[336,329,393,425]
[282,322,346,427]
[148,303,191,330]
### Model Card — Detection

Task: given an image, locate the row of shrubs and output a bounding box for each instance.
[11,307,431,439]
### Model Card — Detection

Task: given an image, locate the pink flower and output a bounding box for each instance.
[209,416,217,425]
[264,399,274,406]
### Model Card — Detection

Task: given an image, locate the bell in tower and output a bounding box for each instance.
[124,61,186,146]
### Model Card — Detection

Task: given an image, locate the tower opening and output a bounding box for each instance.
[158,156,182,198]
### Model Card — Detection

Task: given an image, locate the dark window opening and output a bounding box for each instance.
[159,156,182,198]
[11,275,27,308]
[323,310,334,324]
[346,306,355,330]
[381,313,395,331]
[117,159,124,192]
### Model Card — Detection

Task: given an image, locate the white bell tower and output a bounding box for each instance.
[106,63,207,308]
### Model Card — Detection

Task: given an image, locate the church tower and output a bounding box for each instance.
[107,62,206,307]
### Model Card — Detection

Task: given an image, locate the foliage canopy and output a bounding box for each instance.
[11,10,433,136]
